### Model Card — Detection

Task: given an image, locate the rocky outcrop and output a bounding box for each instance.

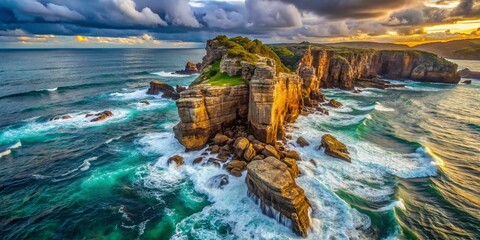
[292,48,460,90]
[246,157,311,237]
[173,84,249,150]
[320,134,350,162]
[248,65,302,145]
[171,36,464,236]
[355,78,404,89]
[175,61,201,75]
[87,111,114,122]
[458,68,480,79]
[147,81,180,100]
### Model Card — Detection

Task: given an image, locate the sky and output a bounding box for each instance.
[0,0,479,48]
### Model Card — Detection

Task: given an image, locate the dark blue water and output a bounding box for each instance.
[0,49,479,239]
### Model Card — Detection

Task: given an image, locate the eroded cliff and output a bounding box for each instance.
[172,36,462,237]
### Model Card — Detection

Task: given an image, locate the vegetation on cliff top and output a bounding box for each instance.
[214,35,290,73]
[202,60,247,86]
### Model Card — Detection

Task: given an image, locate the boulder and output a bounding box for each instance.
[213,133,230,146]
[462,80,472,84]
[225,160,247,172]
[320,134,351,162]
[50,115,72,121]
[90,111,114,122]
[262,145,280,159]
[234,137,250,157]
[146,81,179,100]
[167,155,184,166]
[207,174,229,189]
[140,100,150,105]
[243,143,256,162]
[296,137,310,147]
[230,168,242,177]
[327,99,343,108]
[246,157,311,237]
[193,157,203,165]
[211,145,220,153]
[282,157,300,178]
[284,150,301,161]
[355,78,404,89]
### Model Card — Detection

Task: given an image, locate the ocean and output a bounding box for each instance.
[0,49,478,239]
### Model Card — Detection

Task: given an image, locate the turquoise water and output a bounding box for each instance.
[0,49,479,239]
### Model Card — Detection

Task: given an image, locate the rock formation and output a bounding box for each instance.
[277,47,461,90]
[147,81,180,100]
[246,157,311,237]
[458,68,480,79]
[175,61,201,75]
[319,134,350,162]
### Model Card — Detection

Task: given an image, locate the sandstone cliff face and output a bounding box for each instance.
[173,84,249,150]
[248,64,302,146]
[246,157,311,237]
[299,48,460,89]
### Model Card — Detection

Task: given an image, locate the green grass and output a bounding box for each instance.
[202,60,248,86]
[214,35,290,73]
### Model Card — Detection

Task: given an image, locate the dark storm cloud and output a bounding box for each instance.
[0,0,479,43]
[276,0,416,19]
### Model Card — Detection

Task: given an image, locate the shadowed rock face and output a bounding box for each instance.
[246,157,311,237]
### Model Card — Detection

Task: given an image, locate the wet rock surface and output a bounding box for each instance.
[320,134,351,162]
[147,81,180,100]
[246,157,311,237]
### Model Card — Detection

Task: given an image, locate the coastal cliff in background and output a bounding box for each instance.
[273,44,460,90]
[171,35,462,237]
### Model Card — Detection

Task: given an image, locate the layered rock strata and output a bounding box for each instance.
[173,84,249,150]
[246,157,311,237]
[298,48,460,90]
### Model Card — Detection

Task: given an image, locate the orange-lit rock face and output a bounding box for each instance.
[246,157,311,237]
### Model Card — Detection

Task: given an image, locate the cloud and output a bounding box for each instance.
[76,35,88,42]
[7,0,84,21]
[276,0,417,19]
[245,0,302,28]
[112,0,166,26]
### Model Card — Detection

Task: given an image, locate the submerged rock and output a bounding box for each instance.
[167,155,184,166]
[207,174,229,189]
[49,115,72,121]
[462,80,472,84]
[296,137,310,147]
[147,81,179,100]
[320,134,350,162]
[246,157,311,237]
[90,111,114,122]
[355,78,404,89]
[140,100,150,105]
[327,99,343,108]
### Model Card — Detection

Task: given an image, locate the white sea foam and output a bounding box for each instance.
[374,102,395,112]
[110,89,150,100]
[377,199,406,211]
[0,109,131,143]
[105,136,121,144]
[135,131,372,239]
[36,87,58,92]
[151,71,196,78]
[0,149,12,158]
[9,141,22,149]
